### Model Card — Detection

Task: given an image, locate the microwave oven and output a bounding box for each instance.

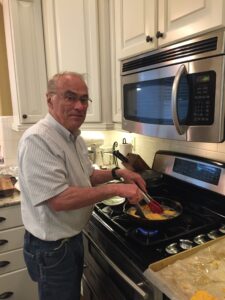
[121,29,225,142]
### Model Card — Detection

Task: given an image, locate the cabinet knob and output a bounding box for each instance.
[156,31,164,39]
[146,35,153,43]
[0,292,14,299]
[22,114,28,119]
[0,217,6,223]
[0,240,8,246]
[0,261,10,268]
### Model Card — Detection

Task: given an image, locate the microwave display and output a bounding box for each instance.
[123,71,216,126]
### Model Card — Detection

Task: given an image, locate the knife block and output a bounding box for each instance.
[123,153,151,173]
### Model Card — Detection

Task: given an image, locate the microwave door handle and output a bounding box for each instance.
[172,64,187,135]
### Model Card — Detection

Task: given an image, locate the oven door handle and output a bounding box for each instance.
[85,232,149,300]
[172,64,188,135]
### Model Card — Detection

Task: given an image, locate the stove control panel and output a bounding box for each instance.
[152,151,225,196]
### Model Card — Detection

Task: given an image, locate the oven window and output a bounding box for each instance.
[123,75,189,125]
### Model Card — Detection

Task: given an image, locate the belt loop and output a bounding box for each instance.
[53,238,69,250]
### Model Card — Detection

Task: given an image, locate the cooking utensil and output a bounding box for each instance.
[135,203,146,218]
[123,197,183,226]
[140,190,164,214]
[113,150,129,163]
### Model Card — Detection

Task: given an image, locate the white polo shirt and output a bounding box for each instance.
[18,113,94,240]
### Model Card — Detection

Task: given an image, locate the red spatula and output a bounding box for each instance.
[139,190,164,214]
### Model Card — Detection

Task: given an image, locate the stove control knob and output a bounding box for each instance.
[165,243,180,254]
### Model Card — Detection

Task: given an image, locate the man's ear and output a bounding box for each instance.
[46,93,53,108]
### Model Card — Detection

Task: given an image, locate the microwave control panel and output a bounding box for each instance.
[189,71,216,125]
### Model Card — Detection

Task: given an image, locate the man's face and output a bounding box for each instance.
[47,75,89,133]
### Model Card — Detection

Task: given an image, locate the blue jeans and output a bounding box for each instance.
[23,230,84,300]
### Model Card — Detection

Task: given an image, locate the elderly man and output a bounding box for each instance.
[18,71,146,300]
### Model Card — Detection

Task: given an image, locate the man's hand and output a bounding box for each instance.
[116,168,146,192]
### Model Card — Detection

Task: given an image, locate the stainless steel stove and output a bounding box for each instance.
[82,151,225,300]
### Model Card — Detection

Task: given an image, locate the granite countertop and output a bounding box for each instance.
[0,190,20,208]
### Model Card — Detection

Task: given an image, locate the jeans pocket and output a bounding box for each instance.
[23,248,39,282]
[40,241,68,270]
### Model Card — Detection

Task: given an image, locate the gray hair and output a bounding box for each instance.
[47,71,85,94]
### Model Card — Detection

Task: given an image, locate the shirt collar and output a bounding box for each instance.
[44,113,81,142]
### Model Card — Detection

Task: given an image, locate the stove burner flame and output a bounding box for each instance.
[136,227,159,237]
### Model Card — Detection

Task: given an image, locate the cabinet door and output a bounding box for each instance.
[114,0,157,59]
[0,226,24,254]
[0,268,38,300]
[0,249,25,275]
[158,0,225,47]
[2,0,47,130]
[0,205,22,231]
[42,0,101,123]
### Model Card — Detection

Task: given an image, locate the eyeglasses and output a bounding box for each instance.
[55,90,92,105]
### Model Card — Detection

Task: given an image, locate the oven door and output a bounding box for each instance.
[122,56,224,142]
[83,231,162,300]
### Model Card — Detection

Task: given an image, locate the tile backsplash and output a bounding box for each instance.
[1,116,225,168]
[95,130,225,167]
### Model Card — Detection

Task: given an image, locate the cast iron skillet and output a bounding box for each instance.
[123,196,183,227]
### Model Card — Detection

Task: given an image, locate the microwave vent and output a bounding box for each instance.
[122,36,218,73]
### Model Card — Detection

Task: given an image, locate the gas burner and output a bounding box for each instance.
[179,239,193,250]
[207,229,222,239]
[194,234,209,245]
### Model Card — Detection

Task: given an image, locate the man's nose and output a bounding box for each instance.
[73,99,87,110]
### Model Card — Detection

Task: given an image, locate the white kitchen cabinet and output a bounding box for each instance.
[0,204,38,300]
[2,0,48,131]
[42,0,109,128]
[158,0,225,47]
[110,0,225,122]
[114,0,225,59]
[114,0,157,59]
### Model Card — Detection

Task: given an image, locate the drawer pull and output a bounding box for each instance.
[0,240,8,246]
[0,261,10,268]
[0,217,6,223]
[0,292,14,299]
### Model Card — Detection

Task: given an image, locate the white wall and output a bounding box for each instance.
[1,116,225,168]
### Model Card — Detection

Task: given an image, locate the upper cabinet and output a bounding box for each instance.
[158,0,225,48]
[110,0,225,123]
[2,0,113,130]
[2,0,48,130]
[114,0,157,59]
[42,0,106,127]
[114,0,225,59]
